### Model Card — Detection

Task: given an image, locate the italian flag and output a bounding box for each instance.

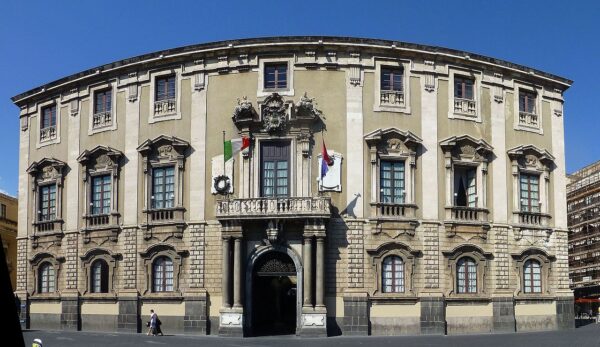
[224,137,250,162]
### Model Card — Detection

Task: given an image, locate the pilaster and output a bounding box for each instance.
[420,64,438,220]
[123,81,140,225]
[490,75,508,222]
[189,73,207,220]
[65,103,80,232]
[345,67,364,217]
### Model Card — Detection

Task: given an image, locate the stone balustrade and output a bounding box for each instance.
[370,202,417,219]
[517,211,550,227]
[454,98,476,116]
[380,90,405,106]
[40,125,56,141]
[216,196,331,220]
[518,111,539,127]
[92,111,112,129]
[446,206,489,222]
[154,98,177,117]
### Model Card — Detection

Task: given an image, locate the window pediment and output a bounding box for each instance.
[364,128,422,161]
[78,146,123,172]
[442,244,493,261]
[27,158,67,181]
[80,248,121,263]
[138,135,189,162]
[507,145,554,172]
[440,135,493,163]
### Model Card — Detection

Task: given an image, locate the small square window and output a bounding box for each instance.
[454,76,474,100]
[155,75,176,101]
[264,63,288,89]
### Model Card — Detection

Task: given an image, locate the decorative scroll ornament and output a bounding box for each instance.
[42,166,57,179]
[213,175,231,195]
[261,93,287,132]
[158,144,173,158]
[94,154,113,170]
[256,253,296,275]
[232,96,254,121]
[295,92,322,119]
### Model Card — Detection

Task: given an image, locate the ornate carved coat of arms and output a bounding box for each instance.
[261,93,287,132]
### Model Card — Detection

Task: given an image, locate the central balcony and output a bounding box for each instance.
[215,196,331,220]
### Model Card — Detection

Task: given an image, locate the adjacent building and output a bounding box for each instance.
[11,36,573,336]
[0,192,18,290]
[567,160,600,315]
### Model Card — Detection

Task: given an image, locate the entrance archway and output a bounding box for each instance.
[245,246,302,336]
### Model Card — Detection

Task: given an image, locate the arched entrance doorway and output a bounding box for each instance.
[249,250,299,336]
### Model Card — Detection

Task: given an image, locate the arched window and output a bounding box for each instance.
[382,255,404,293]
[38,262,55,293]
[153,256,174,292]
[523,259,542,293]
[91,259,109,293]
[457,257,477,293]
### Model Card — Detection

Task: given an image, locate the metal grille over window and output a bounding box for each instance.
[518,90,538,127]
[457,257,477,293]
[264,63,288,89]
[453,76,476,116]
[520,174,540,212]
[523,259,542,293]
[39,184,56,221]
[380,161,405,204]
[93,89,112,129]
[382,255,405,293]
[40,105,57,141]
[153,256,174,292]
[380,67,404,106]
[154,75,176,116]
[152,166,175,209]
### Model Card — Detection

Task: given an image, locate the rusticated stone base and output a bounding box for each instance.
[492,297,516,332]
[420,297,445,335]
[342,294,369,335]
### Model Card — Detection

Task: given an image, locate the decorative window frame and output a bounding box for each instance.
[443,244,493,299]
[27,158,67,237]
[257,57,295,97]
[137,135,189,236]
[88,81,117,135]
[364,128,422,220]
[139,243,187,296]
[507,145,554,227]
[251,136,296,198]
[447,67,483,122]
[513,82,544,134]
[77,146,123,238]
[80,248,120,296]
[148,68,182,124]
[511,248,555,297]
[29,252,64,296]
[36,98,61,148]
[367,242,420,299]
[440,135,493,228]
[373,58,412,114]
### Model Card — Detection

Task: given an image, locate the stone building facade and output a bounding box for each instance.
[11,36,573,336]
[0,192,18,290]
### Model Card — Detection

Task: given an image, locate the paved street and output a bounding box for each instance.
[22,324,600,347]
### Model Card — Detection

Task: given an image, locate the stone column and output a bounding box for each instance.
[315,236,325,308]
[233,237,242,308]
[303,235,313,307]
[221,236,231,308]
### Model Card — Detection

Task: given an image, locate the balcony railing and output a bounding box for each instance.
[453,98,476,116]
[92,111,112,129]
[216,197,331,220]
[370,202,417,219]
[516,211,550,227]
[87,214,110,227]
[154,98,176,117]
[33,218,62,233]
[40,125,56,141]
[380,90,405,107]
[518,111,539,128]
[445,206,489,223]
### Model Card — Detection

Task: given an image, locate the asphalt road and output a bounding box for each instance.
[22,324,600,347]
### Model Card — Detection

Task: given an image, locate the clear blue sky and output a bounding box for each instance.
[1,0,598,196]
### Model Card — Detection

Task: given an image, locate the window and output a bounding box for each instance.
[454,76,474,100]
[456,257,477,294]
[40,105,57,141]
[520,173,540,212]
[381,67,404,92]
[454,166,477,207]
[264,63,288,89]
[0,203,5,219]
[152,256,174,292]
[152,166,175,209]
[380,161,405,204]
[92,89,112,129]
[38,262,55,293]
[155,75,176,101]
[523,259,542,293]
[91,175,111,215]
[261,142,290,197]
[39,184,56,221]
[519,90,536,114]
[382,255,404,293]
[91,259,109,293]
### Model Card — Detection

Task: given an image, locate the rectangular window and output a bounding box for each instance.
[454,76,474,100]
[519,90,536,114]
[152,166,175,209]
[261,142,290,197]
[264,63,288,89]
[381,67,404,92]
[41,105,57,129]
[155,75,176,101]
[91,174,111,215]
[520,173,540,212]
[39,184,56,221]
[94,89,112,114]
[454,167,477,207]
[380,161,405,204]
[0,204,5,219]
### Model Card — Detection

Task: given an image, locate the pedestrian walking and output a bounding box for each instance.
[147,309,163,336]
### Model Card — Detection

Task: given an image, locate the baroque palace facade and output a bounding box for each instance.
[12,37,573,336]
